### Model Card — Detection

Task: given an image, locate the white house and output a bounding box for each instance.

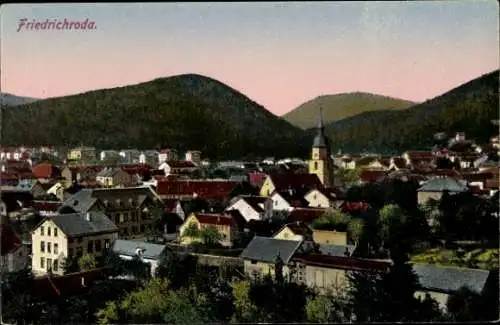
[100,150,120,162]
[158,149,178,164]
[225,195,270,222]
[269,191,295,211]
[112,239,168,277]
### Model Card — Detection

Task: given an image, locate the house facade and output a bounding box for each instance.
[179,212,239,247]
[1,225,29,273]
[60,187,163,238]
[67,147,97,161]
[96,167,134,188]
[225,195,268,222]
[31,211,118,276]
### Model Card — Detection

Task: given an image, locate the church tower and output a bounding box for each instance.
[308,107,333,188]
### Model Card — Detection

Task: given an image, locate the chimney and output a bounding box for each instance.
[85,212,91,221]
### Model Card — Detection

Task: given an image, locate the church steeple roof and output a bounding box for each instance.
[313,107,328,148]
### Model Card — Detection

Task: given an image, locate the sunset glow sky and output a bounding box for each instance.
[1,1,498,115]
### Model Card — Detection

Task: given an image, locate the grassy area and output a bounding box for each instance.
[410,247,499,270]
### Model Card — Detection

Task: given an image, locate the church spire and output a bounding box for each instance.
[312,107,327,148]
[317,106,325,134]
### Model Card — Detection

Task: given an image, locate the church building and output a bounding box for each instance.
[308,107,335,188]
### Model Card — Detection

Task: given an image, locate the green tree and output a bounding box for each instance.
[230,280,259,323]
[78,253,97,271]
[182,222,200,238]
[199,225,223,247]
[155,247,198,289]
[347,218,364,245]
[306,294,333,323]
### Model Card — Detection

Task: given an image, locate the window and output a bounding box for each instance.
[40,257,45,269]
[76,247,83,257]
[53,260,58,272]
[95,240,102,252]
[104,239,110,249]
[47,243,51,253]
[54,243,58,254]
[77,237,83,244]
[115,215,120,224]
[119,214,124,223]
[40,226,44,236]
[68,238,74,244]
[68,248,73,257]
[47,227,51,236]
[47,258,52,271]
[87,240,94,253]
[314,162,318,170]
[40,241,45,253]
[54,228,58,237]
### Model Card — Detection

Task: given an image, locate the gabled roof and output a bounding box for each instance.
[191,213,237,227]
[359,170,388,183]
[248,172,268,188]
[33,200,62,212]
[418,177,469,192]
[156,180,239,199]
[46,212,118,237]
[412,263,491,294]
[274,221,313,239]
[60,189,97,213]
[287,207,326,223]
[240,236,303,264]
[228,195,268,213]
[112,239,166,260]
[31,163,61,179]
[272,188,310,208]
[266,173,322,191]
[293,254,391,272]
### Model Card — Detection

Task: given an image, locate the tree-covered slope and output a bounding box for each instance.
[284,92,416,129]
[321,70,499,154]
[1,74,310,160]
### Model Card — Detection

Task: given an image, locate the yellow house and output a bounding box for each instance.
[179,212,239,247]
[259,174,322,197]
[312,229,347,246]
[95,167,134,188]
[31,211,118,276]
[273,222,314,242]
[67,146,97,161]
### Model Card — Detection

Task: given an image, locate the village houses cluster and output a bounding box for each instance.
[1,112,499,312]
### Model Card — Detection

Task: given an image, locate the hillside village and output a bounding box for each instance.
[0,107,498,323]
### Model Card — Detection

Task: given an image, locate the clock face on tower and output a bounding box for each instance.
[313,153,318,159]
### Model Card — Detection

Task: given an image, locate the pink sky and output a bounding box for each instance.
[1,2,498,115]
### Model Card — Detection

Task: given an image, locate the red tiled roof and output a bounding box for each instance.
[406,151,434,158]
[32,163,61,179]
[287,208,326,223]
[0,172,19,181]
[341,201,369,214]
[359,170,387,183]
[165,160,197,168]
[1,225,22,256]
[293,254,391,273]
[194,213,236,226]
[156,180,239,199]
[32,200,62,212]
[32,268,111,299]
[268,173,322,191]
[461,172,492,182]
[248,172,267,188]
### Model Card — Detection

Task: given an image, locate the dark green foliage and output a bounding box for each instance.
[1,74,309,159]
[321,70,499,153]
[155,247,198,289]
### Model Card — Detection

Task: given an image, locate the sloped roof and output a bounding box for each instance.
[412,263,491,294]
[112,239,166,260]
[193,213,237,227]
[47,212,118,237]
[156,180,239,199]
[293,253,391,272]
[60,189,97,213]
[32,163,61,179]
[287,207,326,223]
[267,173,322,191]
[240,236,303,264]
[418,177,469,192]
[318,244,356,257]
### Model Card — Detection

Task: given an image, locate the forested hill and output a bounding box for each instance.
[0,93,39,106]
[1,74,310,160]
[284,92,416,129]
[320,70,499,154]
